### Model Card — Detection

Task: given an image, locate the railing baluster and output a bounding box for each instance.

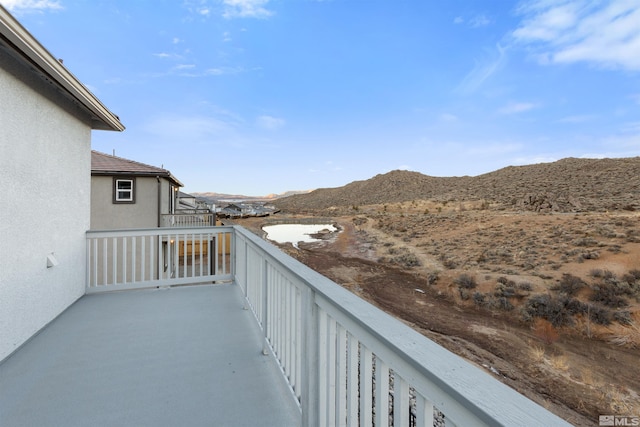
[262,258,269,355]
[327,315,337,426]
[336,323,347,427]
[131,237,136,283]
[122,237,127,283]
[92,238,97,287]
[182,233,187,279]
[415,395,434,427]
[287,282,295,386]
[140,236,145,282]
[393,373,409,427]
[346,333,359,426]
[360,346,373,427]
[318,309,328,427]
[111,237,117,285]
[214,234,219,275]
[375,359,390,427]
[294,287,302,399]
[102,238,107,286]
[301,286,319,426]
[174,234,179,279]
[223,231,228,275]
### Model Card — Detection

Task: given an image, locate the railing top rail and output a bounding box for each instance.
[87,225,233,238]
[161,210,213,215]
[233,225,571,427]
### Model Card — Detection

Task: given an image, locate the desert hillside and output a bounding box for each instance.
[275,157,640,213]
[245,157,640,426]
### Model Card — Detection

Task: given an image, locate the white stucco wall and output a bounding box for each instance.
[0,48,92,361]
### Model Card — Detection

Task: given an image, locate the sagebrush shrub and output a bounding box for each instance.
[523,294,575,327]
[552,273,586,296]
[454,274,477,289]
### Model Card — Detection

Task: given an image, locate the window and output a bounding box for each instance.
[113,178,135,203]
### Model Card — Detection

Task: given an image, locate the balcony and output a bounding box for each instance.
[0,226,571,427]
[160,211,216,227]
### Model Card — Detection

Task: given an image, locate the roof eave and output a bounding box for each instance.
[0,5,124,132]
[91,170,184,187]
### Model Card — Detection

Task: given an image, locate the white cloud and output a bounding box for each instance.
[439,113,459,122]
[153,53,174,59]
[174,64,196,70]
[470,14,492,28]
[204,66,242,76]
[455,43,506,94]
[555,114,596,123]
[465,142,524,156]
[222,0,273,19]
[453,16,464,24]
[151,65,243,78]
[1,0,61,12]
[498,102,538,114]
[143,114,243,146]
[256,115,285,130]
[308,161,343,174]
[512,0,640,71]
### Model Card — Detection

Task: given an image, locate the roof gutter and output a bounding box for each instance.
[0,5,124,132]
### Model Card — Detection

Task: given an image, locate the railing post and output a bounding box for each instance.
[301,286,319,427]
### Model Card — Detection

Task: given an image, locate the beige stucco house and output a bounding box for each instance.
[91,150,183,230]
[0,6,124,361]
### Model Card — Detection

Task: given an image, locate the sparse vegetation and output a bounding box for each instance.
[267,159,640,425]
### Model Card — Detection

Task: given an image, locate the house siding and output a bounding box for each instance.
[0,42,91,361]
[91,175,174,229]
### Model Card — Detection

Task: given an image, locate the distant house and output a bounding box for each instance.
[0,6,124,361]
[178,191,197,210]
[91,151,183,229]
[219,203,244,218]
[217,202,279,218]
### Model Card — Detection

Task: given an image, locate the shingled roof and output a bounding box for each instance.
[91,151,183,186]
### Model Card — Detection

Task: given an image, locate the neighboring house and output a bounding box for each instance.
[178,191,197,210]
[0,6,124,361]
[91,150,183,229]
[91,151,218,282]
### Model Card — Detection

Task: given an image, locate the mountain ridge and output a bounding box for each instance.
[274,157,640,213]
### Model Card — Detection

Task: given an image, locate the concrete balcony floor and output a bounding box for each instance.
[0,284,301,427]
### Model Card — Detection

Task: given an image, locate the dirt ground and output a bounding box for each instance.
[238,206,640,426]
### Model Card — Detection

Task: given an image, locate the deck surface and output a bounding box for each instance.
[0,284,301,427]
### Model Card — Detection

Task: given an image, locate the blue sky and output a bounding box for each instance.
[3,0,640,195]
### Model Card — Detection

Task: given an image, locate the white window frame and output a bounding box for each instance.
[114,178,134,203]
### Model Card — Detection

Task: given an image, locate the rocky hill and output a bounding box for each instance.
[275,157,640,213]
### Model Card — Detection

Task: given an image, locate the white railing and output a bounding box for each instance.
[85,225,571,426]
[233,226,571,427]
[160,212,216,227]
[86,226,233,293]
